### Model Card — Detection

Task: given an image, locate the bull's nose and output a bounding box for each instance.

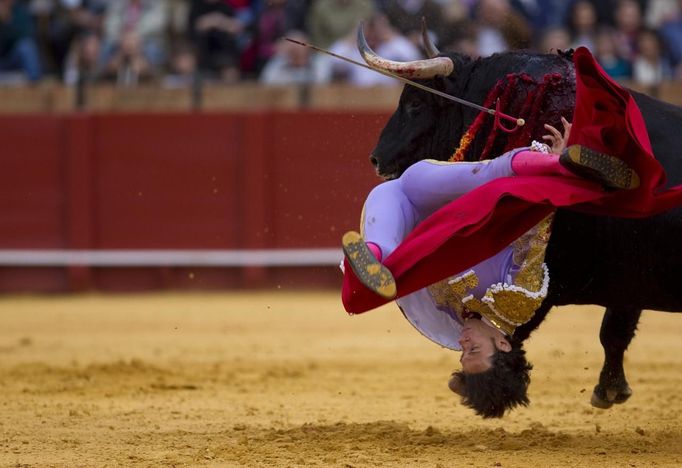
[369,155,379,168]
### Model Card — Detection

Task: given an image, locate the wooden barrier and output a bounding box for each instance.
[308,85,402,109]
[0,111,386,292]
[0,81,680,114]
[0,86,54,113]
[659,82,682,106]
[0,83,375,113]
[201,84,300,110]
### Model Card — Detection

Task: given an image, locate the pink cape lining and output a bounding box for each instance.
[342,47,682,314]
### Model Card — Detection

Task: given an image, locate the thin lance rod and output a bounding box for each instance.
[285,38,525,127]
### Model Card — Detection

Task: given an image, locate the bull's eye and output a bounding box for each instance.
[407,100,422,113]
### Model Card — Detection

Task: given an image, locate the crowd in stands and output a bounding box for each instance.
[0,0,681,88]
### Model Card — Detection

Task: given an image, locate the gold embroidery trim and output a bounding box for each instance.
[427,270,479,319]
[512,215,554,292]
[426,215,554,336]
[462,295,516,336]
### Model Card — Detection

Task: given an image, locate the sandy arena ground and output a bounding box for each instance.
[1,292,681,467]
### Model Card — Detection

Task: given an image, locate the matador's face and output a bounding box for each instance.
[458,318,511,373]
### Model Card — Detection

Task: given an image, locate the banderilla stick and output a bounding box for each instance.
[285,37,526,129]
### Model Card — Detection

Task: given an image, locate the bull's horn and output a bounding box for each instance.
[357,23,454,79]
[421,18,440,58]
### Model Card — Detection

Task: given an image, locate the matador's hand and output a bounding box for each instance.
[543,117,572,155]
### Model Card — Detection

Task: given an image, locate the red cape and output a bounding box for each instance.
[342,47,682,314]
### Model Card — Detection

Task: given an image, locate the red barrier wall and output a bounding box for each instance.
[0,111,389,292]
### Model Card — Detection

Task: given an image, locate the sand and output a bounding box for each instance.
[1,292,681,467]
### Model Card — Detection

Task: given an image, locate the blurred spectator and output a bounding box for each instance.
[307,0,373,48]
[226,0,257,30]
[613,0,643,61]
[644,0,679,27]
[473,0,531,56]
[82,0,107,16]
[62,29,99,84]
[538,26,571,53]
[167,0,190,46]
[188,0,244,82]
[101,25,151,84]
[566,0,598,50]
[0,0,42,82]
[509,0,569,32]
[594,26,632,79]
[632,28,672,86]
[100,0,170,84]
[259,30,330,84]
[162,40,197,87]
[30,0,75,77]
[6,0,682,93]
[30,0,103,78]
[71,0,107,36]
[436,0,475,55]
[329,13,420,86]
[381,0,444,49]
[281,0,308,32]
[448,33,478,57]
[247,0,289,75]
[660,0,682,77]
[224,0,259,66]
[580,0,647,27]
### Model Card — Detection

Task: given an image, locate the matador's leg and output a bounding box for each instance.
[343,146,639,299]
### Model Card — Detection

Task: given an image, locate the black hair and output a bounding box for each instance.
[453,336,532,418]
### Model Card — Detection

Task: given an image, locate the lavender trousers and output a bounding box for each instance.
[362,152,517,259]
[359,149,560,349]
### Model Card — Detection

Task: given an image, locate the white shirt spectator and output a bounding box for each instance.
[645,0,679,28]
[633,57,669,86]
[477,26,508,56]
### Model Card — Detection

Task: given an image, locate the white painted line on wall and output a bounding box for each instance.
[0,249,343,267]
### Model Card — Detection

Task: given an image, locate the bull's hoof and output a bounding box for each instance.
[590,391,614,409]
[590,384,633,409]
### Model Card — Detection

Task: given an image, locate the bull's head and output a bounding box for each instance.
[360,24,575,179]
[358,24,470,179]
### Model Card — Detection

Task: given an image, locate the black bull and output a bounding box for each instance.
[369,50,682,409]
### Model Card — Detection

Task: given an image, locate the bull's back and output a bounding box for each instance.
[634,91,682,184]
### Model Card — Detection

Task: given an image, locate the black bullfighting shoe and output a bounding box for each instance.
[342,231,397,300]
[560,144,640,190]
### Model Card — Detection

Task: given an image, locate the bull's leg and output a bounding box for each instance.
[591,307,642,409]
